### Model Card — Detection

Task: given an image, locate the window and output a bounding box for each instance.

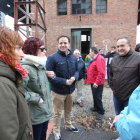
[81,35,87,41]
[96,0,107,13]
[57,0,67,15]
[72,0,92,14]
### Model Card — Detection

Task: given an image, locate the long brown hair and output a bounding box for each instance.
[0,25,23,69]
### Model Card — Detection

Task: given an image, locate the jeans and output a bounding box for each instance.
[107,67,110,85]
[32,121,49,140]
[91,84,105,114]
[113,95,128,115]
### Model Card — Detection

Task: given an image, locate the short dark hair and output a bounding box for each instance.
[22,37,44,56]
[117,36,131,45]
[111,46,116,49]
[57,34,70,43]
[90,47,99,54]
[99,48,103,51]
[135,43,140,52]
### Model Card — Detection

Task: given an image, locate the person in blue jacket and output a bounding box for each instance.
[110,85,140,140]
[73,49,87,107]
[46,34,79,140]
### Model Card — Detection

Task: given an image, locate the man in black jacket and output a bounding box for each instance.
[74,49,87,107]
[106,46,118,87]
[46,35,79,140]
[109,37,140,140]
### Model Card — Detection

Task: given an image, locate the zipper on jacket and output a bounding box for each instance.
[20,126,26,140]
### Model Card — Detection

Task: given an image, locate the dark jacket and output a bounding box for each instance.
[46,49,79,94]
[105,51,119,67]
[77,58,87,80]
[109,49,140,102]
[0,59,33,140]
[101,54,106,58]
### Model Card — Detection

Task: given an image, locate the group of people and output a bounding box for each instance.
[0,24,140,140]
[0,25,54,140]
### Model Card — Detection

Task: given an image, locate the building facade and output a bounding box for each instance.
[40,0,139,58]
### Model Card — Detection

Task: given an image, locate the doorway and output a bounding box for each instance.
[71,29,91,61]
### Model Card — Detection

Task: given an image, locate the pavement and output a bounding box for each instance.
[47,83,119,140]
[48,120,119,140]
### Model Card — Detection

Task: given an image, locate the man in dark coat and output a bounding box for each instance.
[46,35,79,140]
[105,46,119,87]
[109,37,140,140]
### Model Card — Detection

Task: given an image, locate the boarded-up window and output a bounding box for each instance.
[72,0,92,14]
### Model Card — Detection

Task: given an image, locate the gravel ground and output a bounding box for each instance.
[72,83,115,119]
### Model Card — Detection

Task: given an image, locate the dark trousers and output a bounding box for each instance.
[113,95,128,115]
[91,84,105,114]
[107,67,110,85]
[32,121,49,140]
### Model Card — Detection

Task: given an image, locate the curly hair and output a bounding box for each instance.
[0,25,23,69]
[22,37,44,56]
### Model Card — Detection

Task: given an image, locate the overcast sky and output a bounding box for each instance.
[5,15,140,44]
[5,15,26,41]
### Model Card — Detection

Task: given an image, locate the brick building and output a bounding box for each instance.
[0,1,139,58]
[43,0,139,58]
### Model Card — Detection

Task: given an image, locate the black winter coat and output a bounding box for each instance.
[105,51,119,67]
[77,59,87,80]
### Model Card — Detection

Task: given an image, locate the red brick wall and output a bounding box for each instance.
[38,0,139,55]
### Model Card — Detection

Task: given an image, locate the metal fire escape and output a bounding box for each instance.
[14,0,47,45]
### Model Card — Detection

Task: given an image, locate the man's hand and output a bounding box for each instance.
[66,77,75,86]
[69,77,75,82]
[110,114,124,131]
[66,80,72,85]
[46,71,55,78]
[93,83,98,88]
[111,50,115,53]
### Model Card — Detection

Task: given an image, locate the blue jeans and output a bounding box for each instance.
[32,121,49,140]
[113,95,128,115]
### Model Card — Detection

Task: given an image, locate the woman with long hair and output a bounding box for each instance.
[21,37,54,140]
[0,25,33,140]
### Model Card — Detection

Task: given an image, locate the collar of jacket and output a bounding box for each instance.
[120,48,133,57]
[91,53,100,61]
[57,49,72,56]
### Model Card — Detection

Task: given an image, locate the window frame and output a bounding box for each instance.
[96,0,107,14]
[57,0,67,16]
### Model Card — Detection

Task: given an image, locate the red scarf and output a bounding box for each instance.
[0,53,28,78]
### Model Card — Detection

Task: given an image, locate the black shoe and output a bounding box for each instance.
[65,125,79,132]
[90,107,97,112]
[96,114,103,120]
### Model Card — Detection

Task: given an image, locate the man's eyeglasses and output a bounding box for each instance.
[39,48,47,52]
